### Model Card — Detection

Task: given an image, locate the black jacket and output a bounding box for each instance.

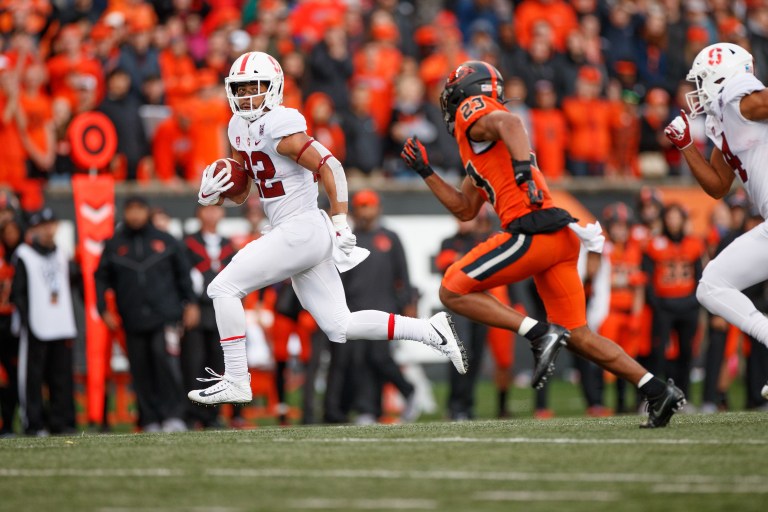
[95,224,195,333]
[184,231,236,329]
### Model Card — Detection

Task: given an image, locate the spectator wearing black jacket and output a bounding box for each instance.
[95,196,199,433]
[99,68,150,180]
[330,190,417,424]
[181,205,235,429]
[12,208,78,436]
[306,24,353,113]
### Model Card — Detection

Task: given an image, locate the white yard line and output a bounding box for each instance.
[474,490,620,502]
[0,468,183,477]
[264,436,768,446]
[205,468,763,486]
[652,484,768,494]
[286,499,437,510]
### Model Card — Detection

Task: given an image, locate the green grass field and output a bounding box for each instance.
[1,412,766,512]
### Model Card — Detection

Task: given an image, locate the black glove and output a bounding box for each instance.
[401,136,434,179]
[526,180,544,206]
[512,159,532,185]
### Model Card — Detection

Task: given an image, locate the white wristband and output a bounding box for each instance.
[332,214,348,231]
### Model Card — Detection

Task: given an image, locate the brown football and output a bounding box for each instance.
[211,158,250,199]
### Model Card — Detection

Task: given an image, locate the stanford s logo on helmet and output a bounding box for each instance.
[685,42,754,118]
[440,61,504,135]
[225,52,285,122]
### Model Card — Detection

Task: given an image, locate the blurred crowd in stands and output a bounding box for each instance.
[2,0,768,211]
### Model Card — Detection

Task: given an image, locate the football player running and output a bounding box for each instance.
[189,52,467,405]
[401,61,685,427]
[665,42,768,400]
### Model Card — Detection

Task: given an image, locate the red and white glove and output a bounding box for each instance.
[332,214,357,255]
[664,110,693,150]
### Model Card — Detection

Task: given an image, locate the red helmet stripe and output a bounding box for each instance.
[238,52,253,74]
[483,62,497,100]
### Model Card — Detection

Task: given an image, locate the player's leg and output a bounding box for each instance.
[290,257,469,374]
[535,240,685,426]
[191,216,329,404]
[439,231,571,388]
[697,222,768,347]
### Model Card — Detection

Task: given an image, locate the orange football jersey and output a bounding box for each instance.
[454,95,554,228]
[644,235,704,299]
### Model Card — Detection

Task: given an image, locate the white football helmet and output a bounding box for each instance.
[225,51,284,122]
[686,42,754,118]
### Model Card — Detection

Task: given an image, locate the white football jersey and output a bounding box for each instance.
[228,106,318,225]
[705,73,768,217]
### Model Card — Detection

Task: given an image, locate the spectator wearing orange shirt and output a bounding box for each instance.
[46,25,105,111]
[0,59,27,196]
[352,14,403,136]
[159,36,198,107]
[152,109,193,183]
[638,88,673,178]
[514,0,579,52]
[530,80,567,180]
[18,63,55,210]
[419,25,469,98]
[185,70,230,182]
[305,92,346,163]
[642,204,704,399]
[608,88,641,178]
[562,66,611,176]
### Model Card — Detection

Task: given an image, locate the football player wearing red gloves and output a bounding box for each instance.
[402,61,686,427]
[665,43,768,400]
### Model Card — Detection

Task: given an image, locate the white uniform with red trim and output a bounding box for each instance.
[698,72,768,347]
[228,106,319,226]
[212,106,350,342]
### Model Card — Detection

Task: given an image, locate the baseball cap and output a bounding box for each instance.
[352,189,380,208]
[27,207,57,227]
[578,66,602,84]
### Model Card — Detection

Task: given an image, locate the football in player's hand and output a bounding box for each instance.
[211,158,249,199]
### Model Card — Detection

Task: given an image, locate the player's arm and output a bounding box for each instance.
[401,137,485,221]
[468,110,544,204]
[739,89,768,121]
[277,132,358,254]
[276,132,348,216]
[665,110,734,199]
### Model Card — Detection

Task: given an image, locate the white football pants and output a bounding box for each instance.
[207,209,394,343]
[697,220,768,346]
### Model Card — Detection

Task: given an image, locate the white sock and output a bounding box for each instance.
[517,317,538,337]
[212,296,249,380]
[221,336,248,381]
[345,310,432,343]
[637,372,654,389]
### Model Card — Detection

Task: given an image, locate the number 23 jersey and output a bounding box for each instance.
[705,73,768,218]
[228,106,318,226]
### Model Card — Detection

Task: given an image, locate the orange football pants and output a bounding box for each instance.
[443,228,586,330]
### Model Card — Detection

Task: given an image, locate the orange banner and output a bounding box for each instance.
[72,175,115,425]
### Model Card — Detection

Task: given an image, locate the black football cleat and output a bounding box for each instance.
[640,379,686,429]
[529,324,570,390]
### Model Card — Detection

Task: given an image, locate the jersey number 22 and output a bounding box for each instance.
[240,151,286,198]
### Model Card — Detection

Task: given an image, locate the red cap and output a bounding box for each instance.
[352,189,380,208]
[687,26,709,43]
[578,66,601,84]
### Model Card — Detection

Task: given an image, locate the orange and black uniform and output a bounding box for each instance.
[642,234,704,396]
[600,240,646,358]
[0,242,18,434]
[442,95,585,330]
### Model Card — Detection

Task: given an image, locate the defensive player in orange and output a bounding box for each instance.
[401,61,685,428]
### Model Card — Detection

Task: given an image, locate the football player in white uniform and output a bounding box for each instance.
[188,52,467,405]
[665,42,768,399]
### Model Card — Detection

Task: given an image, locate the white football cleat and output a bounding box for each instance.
[426,312,468,375]
[762,381,768,400]
[188,367,252,405]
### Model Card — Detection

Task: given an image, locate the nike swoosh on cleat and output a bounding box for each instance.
[198,388,227,397]
[432,326,448,346]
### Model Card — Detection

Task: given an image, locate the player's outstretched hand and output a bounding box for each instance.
[332,214,357,255]
[401,136,434,179]
[664,110,693,150]
[198,163,234,206]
